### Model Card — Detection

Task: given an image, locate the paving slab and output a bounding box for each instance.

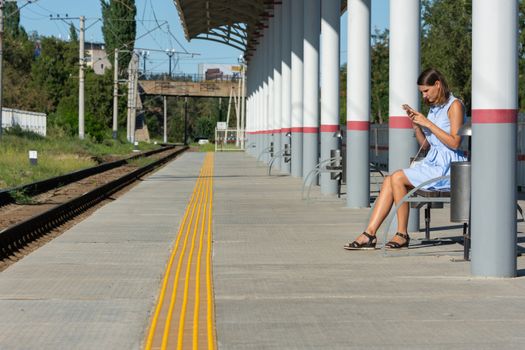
[212,152,525,350]
[0,152,205,350]
[1,150,525,350]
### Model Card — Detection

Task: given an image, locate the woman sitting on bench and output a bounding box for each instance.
[344,68,467,250]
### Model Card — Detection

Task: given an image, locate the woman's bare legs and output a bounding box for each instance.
[389,170,414,245]
[351,175,394,244]
[352,170,413,245]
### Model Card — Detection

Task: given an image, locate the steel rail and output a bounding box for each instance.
[0,146,188,259]
[0,145,180,207]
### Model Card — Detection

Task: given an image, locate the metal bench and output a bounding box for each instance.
[410,189,451,242]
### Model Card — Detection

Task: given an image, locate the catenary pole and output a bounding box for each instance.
[79,16,85,140]
[112,49,119,139]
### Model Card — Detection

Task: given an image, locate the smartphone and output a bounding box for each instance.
[402,104,415,115]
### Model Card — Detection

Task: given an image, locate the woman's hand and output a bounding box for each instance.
[407,109,431,129]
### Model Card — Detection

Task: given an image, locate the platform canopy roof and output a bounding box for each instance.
[172,0,347,59]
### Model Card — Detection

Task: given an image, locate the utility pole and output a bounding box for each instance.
[78,16,85,139]
[184,97,188,145]
[0,1,5,139]
[163,95,167,143]
[112,48,119,139]
[140,50,149,77]
[165,48,175,78]
[126,52,139,143]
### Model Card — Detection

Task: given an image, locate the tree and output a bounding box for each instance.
[421,0,472,113]
[30,36,78,113]
[339,63,346,126]
[69,23,78,42]
[101,0,137,75]
[4,2,20,37]
[371,28,389,123]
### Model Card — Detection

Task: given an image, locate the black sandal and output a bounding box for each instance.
[385,232,410,249]
[344,232,377,250]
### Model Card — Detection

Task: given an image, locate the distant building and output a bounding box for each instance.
[85,42,111,75]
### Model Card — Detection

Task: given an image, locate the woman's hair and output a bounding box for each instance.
[417,68,450,105]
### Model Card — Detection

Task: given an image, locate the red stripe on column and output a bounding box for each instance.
[291,127,303,133]
[518,154,525,161]
[472,109,518,124]
[346,121,370,131]
[320,125,339,132]
[281,128,291,133]
[389,116,413,129]
[303,127,319,133]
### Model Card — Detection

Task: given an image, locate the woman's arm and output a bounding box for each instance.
[413,125,429,150]
[408,100,464,150]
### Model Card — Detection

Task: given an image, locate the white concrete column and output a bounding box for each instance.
[261,26,269,162]
[246,58,255,156]
[257,47,263,157]
[273,5,282,169]
[291,0,304,177]
[267,20,275,164]
[280,0,292,174]
[346,0,370,207]
[303,0,321,179]
[255,49,262,157]
[388,0,420,231]
[471,0,518,277]
[245,66,250,154]
[320,0,341,195]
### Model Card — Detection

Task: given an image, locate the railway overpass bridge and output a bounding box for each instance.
[138,78,242,98]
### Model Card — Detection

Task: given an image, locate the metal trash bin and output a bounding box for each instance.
[450,161,471,223]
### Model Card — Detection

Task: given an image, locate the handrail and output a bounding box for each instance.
[301,157,341,200]
[256,146,273,163]
[268,149,287,176]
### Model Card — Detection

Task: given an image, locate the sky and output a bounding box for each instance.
[19,0,389,75]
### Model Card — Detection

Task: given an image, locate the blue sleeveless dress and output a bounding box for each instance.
[402,94,466,190]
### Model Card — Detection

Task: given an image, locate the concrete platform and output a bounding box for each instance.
[212,152,525,350]
[1,151,525,349]
[0,152,206,350]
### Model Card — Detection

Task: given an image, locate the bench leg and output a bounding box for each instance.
[425,204,431,241]
[463,222,470,261]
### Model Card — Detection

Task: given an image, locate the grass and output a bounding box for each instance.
[195,142,216,152]
[127,157,155,168]
[8,188,36,204]
[0,128,161,189]
[193,141,244,152]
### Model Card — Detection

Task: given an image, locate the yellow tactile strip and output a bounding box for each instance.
[145,153,215,350]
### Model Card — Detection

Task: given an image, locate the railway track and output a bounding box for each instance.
[0,145,188,262]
